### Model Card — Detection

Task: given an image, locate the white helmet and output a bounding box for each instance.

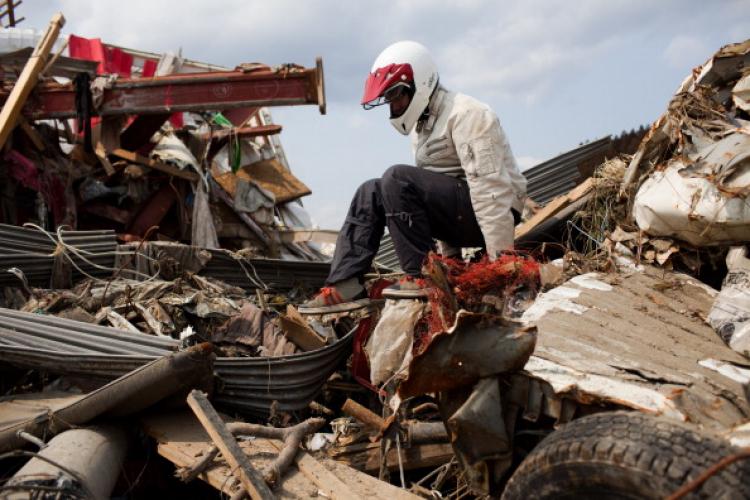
[361,41,439,135]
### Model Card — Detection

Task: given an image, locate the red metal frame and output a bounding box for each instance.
[7,64,325,119]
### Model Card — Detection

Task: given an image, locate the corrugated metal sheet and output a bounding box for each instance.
[373,231,401,273]
[0,224,117,286]
[0,307,353,416]
[523,136,611,204]
[119,241,331,293]
[203,252,331,293]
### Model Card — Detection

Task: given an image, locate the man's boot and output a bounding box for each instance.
[298,277,369,314]
[382,275,432,299]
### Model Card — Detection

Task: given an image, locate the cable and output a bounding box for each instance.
[666,448,750,500]
[0,450,95,499]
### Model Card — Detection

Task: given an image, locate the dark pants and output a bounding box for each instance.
[327,165,491,283]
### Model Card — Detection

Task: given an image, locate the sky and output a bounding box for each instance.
[19,0,750,229]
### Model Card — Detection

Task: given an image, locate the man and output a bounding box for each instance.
[300,40,527,313]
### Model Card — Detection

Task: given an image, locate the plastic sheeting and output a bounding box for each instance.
[191,183,220,249]
[709,246,750,357]
[365,299,425,386]
[633,133,750,246]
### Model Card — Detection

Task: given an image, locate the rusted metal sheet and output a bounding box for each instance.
[127,184,177,237]
[398,312,536,398]
[516,267,750,430]
[10,62,325,119]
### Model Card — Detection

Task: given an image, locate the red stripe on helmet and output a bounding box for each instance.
[361,63,414,105]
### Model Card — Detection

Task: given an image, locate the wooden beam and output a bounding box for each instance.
[279,305,327,351]
[342,398,385,432]
[265,439,363,500]
[0,12,64,150]
[186,390,274,500]
[200,124,282,141]
[328,441,455,474]
[515,177,594,240]
[141,411,420,500]
[0,0,22,24]
[17,117,45,151]
[110,148,199,182]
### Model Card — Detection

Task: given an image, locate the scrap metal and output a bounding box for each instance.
[6,424,128,499]
[0,223,117,286]
[0,342,214,452]
[0,306,355,416]
[4,60,327,119]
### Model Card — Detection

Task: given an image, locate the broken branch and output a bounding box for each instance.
[227,417,326,486]
[176,444,219,483]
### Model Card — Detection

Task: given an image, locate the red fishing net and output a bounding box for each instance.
[414,253,541,353]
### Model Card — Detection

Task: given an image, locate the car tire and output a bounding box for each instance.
[502,411,750,499]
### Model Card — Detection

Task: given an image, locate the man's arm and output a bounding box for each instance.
[452,106,518,259]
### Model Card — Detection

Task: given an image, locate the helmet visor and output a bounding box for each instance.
[362,82,412,110]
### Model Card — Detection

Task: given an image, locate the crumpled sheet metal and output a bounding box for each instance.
[398,311,536,398]
[523,356,687,421]
[0,307,354,416]
[0,343,214,453]
[211,328,354,415]
[439,377,511,496]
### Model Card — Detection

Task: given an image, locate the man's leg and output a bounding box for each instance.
[326,178,387,284]
[380,165,484,276]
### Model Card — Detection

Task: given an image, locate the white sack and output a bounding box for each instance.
[633,138,750,246]
[365,299,426,386]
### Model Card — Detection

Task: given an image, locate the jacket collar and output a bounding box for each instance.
[417,85,447,134]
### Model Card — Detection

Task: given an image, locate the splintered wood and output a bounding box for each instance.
[515,177,594,239]
[186,390,273,500]
[141,410,420,500]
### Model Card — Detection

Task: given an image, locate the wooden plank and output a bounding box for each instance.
[266,439,364,500]
[141,411,420,500]
[17,117,45,151]
[110,148,200,182]
[200,124,282,141]
[279,305,326,351]
[186,390,274,500]
[242,158,311,204]
[0,12,64,150]
[277,228,338,245]
[515,177,594,239]
[328,441,454,474]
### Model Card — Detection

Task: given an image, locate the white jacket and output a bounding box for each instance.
[412,87,527,256]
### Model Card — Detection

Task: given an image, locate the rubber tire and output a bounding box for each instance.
[502,411,750,500]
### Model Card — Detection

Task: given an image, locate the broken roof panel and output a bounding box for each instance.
[519,267,750,430]
[523,136,611,204]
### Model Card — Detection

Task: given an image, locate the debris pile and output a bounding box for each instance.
[0,14,328,267]
[2,10,750,499]
[593,40,750,273]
